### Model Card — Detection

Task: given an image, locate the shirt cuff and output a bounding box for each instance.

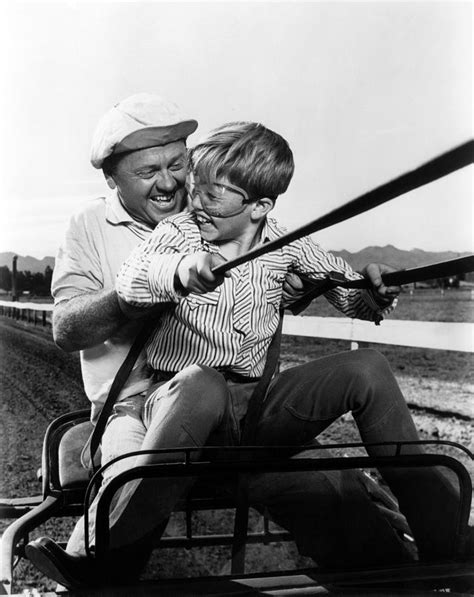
[148,253,188,302]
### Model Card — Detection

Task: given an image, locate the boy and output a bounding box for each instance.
[115,121,460,564]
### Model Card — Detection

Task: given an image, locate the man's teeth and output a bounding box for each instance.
[150,195,173,203]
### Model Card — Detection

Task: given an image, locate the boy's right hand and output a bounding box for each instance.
[176,252,229,294]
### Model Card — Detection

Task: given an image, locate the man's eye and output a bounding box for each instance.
[137,171,155,179]
[170,163,185,172]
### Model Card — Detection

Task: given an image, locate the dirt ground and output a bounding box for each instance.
[1,318,473,592]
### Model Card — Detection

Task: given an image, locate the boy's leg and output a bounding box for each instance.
[246,448,415,567]
[227,380,414,567]
[254,349,461,561]
[105,364,233,549]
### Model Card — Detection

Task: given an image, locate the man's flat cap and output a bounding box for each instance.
[90,93,198,168]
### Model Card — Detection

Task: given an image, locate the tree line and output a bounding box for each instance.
[0,265,53,297]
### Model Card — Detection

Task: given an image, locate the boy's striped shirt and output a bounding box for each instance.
[117,212,387,377]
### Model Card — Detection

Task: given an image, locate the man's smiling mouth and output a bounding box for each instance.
[149,192,175,204]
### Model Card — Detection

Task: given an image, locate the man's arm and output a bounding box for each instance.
[53,290,128,352]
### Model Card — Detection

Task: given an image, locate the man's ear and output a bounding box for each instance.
[104,172,117,190]
[251,197,275,220]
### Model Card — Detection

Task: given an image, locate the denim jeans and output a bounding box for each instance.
[69,350,459,566]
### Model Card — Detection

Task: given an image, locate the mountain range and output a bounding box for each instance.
[0,246,470,274]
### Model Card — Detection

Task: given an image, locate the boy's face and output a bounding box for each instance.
[189,175,265,245]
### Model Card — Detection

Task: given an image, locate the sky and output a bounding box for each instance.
[0,0,472,259]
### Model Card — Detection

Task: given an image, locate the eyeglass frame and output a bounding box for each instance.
[185,174,259,218]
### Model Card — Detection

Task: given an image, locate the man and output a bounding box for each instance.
[26,94,414,589]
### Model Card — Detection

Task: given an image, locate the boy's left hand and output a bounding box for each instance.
[360,263,401,305]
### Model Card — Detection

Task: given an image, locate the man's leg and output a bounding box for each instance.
[26,396,153,587]
[254,349,462,562]
[66,395,149,557]
[27,365,233,586]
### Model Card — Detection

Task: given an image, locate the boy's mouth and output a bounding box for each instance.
[194,211,214,227]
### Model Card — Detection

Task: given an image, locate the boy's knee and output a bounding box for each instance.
[169,365,229,415]
[346,349,394,388]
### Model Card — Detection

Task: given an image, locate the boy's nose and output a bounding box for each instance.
[191,191,203,210]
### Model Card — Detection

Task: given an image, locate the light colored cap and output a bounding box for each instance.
[90,93,198,169]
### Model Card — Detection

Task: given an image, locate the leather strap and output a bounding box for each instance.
[231,311,285,574]
[240,312,284,445]
[89,320,158,471]
[213,140,474,277]
[289,255,474,315]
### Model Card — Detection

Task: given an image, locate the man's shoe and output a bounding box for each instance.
[25,537,101,589]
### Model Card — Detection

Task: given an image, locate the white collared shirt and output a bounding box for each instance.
[52,190,153,422]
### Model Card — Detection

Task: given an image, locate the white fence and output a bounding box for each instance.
[1,300,473,353]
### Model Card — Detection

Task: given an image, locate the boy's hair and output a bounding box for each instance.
[189,122,294,200]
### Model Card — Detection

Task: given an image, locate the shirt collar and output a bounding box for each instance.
[105,189,151,233]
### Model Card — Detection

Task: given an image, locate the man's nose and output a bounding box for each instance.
[154,171,176,193]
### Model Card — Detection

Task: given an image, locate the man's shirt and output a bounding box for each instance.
[117,212,388,378]
[51,191,153,422]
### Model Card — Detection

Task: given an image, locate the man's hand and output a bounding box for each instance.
[360,263,401,305]
[176,252,230,294]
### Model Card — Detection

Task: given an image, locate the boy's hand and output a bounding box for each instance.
[360,263,401,305]
[176,252,230,294]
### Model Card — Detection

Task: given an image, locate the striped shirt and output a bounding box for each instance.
[117,212,386,378]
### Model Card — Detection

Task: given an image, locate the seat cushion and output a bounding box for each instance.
[58,421,96,488]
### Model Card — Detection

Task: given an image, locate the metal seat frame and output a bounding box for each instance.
[1,408,473,594]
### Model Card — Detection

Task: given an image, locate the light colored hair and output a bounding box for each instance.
[189,122,294,200]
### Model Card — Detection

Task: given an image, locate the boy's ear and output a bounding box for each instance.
[251,197,275,220]
[104,172,117,190]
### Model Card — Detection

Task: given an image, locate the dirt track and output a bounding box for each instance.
[1,318,473,591]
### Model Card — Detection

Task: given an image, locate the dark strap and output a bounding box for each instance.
[89,321,158,470]
[240,312,284,445]
[213,140,474,276]
[231,311,284,574]
[289,255,474,315]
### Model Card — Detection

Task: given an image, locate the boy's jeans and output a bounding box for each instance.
[68,349,459,567]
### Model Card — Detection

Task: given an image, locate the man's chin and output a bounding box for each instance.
[147,197,185,223]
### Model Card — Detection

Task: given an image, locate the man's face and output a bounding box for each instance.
[107,141,188,227]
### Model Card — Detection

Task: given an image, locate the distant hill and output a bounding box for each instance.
[0,252,55,274]
[1,247,471,275]
[331,245,470,272]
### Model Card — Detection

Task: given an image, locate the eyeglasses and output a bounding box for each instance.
[186,177,255,218]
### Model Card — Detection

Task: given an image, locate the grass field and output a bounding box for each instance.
[304,288,474,323]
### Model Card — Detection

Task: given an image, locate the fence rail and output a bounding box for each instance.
[1,300,472,353]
